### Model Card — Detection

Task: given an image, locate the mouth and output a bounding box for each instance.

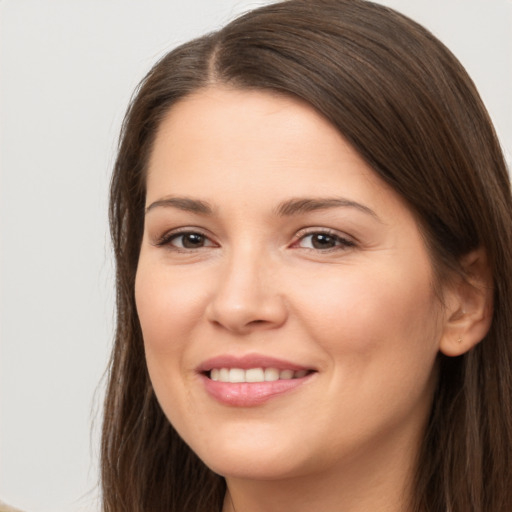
[207,367,312,383]
[198,355,316,406]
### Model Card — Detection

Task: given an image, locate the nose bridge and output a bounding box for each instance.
[206,240,287,333]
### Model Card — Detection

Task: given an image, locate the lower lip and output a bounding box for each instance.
[201,374,313,407]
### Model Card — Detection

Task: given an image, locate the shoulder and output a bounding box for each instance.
[0,500,25,512]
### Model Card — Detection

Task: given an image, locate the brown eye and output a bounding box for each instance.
[179,233,206,248]
[310,233,337,249]
[296,231,354,250]
[161,232,215,249]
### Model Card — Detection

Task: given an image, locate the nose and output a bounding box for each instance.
[205,249,288,334]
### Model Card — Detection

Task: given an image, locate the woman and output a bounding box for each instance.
[102,1,512,511]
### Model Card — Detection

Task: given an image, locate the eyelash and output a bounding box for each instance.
[154,228,355,252]
[292,228,355,252]
[154,229,215,250]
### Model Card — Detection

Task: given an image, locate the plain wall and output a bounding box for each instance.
[1,1,510,511]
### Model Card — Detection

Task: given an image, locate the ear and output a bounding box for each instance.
[439,248,493,357]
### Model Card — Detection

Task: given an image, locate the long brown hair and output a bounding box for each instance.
[103,1,512,510]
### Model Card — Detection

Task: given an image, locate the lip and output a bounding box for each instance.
[197,353,316,407]
[197,353,312,372]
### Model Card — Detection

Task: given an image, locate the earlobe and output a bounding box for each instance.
[439,249,493,357]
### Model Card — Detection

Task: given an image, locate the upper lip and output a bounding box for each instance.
[197,353,314,373]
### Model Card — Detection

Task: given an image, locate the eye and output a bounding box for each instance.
[156,231,216,250]
[295,231,355,250]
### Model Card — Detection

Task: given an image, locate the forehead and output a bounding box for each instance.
[146,86,410,222]
[148,87,347,174]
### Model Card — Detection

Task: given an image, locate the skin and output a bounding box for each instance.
[135,87,456,512]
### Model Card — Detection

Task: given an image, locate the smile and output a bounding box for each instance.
[209,367,310,383]
[198,355,316,406]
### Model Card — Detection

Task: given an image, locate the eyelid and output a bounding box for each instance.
[153,227,218,248]
[291,227,356,250]
[151,226,355,251]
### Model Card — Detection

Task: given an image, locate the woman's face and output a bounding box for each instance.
[136,87,448,481]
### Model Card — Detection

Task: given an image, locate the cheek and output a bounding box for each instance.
[135,264,202,418]
[135,263,206,355]
[296,266,442,437]
[292,262,442,368]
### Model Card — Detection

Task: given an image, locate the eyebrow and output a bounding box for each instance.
[275,197,380,220]
[145,195,380,221]
[145,196,214,215]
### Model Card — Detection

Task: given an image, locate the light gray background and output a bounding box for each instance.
[1,1,510,511]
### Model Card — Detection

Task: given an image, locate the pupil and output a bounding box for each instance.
[312,234,335,249]
[183,233,204,248]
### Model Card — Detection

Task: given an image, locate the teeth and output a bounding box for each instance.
[208,367,309,383]
[229,368,245,383]
[264,368,279,381]
[246,368,265,382]
[280,369,294,379]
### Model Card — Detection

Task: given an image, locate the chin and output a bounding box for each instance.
[182,427,313,481]
[203,451,308,481]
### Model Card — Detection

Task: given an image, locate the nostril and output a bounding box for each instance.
[205,287,288,333]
